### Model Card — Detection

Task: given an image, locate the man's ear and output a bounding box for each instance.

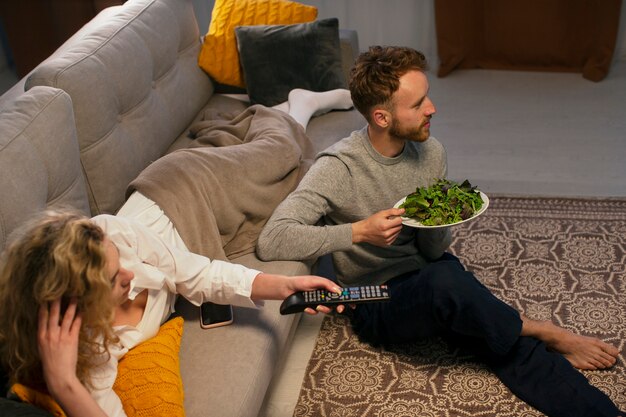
[372,108,391,129]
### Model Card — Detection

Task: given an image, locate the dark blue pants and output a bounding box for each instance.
[349,254,622,417]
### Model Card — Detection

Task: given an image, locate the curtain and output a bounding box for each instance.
[435,0,622,81]
[0,0,124,77]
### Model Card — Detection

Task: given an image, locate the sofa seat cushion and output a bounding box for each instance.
[0,86,90,251]
[176,253,308,417]
[165,94,250,154]
[168,93,366,158]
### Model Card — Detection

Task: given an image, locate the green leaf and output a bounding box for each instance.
[400,179,483,226]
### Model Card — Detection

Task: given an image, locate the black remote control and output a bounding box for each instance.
[279,285,390,315]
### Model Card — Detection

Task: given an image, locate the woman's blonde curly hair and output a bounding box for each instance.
[0,210,118,390]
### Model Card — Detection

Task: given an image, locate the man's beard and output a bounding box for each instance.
[389,118,430,142]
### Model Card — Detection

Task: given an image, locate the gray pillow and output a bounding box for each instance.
[235,18,346,107]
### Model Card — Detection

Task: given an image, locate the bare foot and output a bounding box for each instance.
[546,328,619,370]
[521,316,619,370]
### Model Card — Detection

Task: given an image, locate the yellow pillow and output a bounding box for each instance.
[113,317,185,417]
[10,318,185,417]
[198,0,318,88]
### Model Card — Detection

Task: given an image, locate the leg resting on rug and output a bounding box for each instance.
[520,315,619,370]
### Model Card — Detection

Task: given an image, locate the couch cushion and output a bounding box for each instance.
[198,0,318,89]
[113,317,185,417]
[235,18,347,107]
[25,0,213,215]
[0,86,90,252]
[176,253,308,417]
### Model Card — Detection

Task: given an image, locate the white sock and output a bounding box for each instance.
[286,88,353,129]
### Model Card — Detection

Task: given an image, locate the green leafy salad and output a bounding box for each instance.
[399,179,484,226]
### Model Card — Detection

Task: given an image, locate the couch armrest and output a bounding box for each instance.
[339,29,360,83]
[0,86,90,252]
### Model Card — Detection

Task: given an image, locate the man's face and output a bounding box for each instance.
[388,70,436,143]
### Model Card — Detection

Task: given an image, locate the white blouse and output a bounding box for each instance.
[88,193,262,416]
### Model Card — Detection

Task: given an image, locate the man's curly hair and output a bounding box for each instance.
[349,46,429,122]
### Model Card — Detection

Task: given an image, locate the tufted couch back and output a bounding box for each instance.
[25,0,214,215]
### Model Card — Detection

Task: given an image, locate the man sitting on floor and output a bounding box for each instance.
[256,45,623,417]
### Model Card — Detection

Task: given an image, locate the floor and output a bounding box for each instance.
[2,61,625,416]
[259,62,626,417]
[429,63,626,198]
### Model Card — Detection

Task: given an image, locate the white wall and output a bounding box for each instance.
[192,0,213,36]
[301,0,439,63]
[193,0,626,65]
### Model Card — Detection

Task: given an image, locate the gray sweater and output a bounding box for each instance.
[257,127,452,286]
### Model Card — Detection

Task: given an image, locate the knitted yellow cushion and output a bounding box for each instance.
[113,317,185,417]
[10,317,185,417]
[198,0,317,88]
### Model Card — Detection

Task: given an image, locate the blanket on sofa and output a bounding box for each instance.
[128,105,315,260]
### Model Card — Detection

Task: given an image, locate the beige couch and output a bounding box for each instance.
[0,0,365,416]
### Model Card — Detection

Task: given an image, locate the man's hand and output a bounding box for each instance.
[352,208,405,246]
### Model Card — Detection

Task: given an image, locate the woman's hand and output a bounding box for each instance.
[38,298,108,417]
[251,273,347,314]
[285,275,346,315]
[38,298,82,392]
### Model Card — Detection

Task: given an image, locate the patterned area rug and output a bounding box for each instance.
[294,196,626,417]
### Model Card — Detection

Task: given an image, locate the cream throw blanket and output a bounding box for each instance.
[128,105,315,261]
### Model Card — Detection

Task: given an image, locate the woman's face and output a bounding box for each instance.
[103,238,135,306]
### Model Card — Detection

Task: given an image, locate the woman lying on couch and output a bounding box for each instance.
[0,211,343,417]
[0,88,353,417]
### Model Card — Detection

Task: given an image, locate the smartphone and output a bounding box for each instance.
[200,302,233,329]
